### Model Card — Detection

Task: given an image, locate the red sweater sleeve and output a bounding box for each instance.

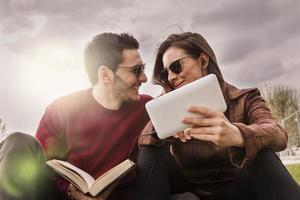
[35,103,70,198]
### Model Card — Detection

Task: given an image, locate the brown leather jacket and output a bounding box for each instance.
[138,82,287,184]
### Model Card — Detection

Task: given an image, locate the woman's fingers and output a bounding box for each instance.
[184,127,217,135]
[173,131,190,142]
[184,127,221,144]
[186,106,221,118]
[182,117,220,127]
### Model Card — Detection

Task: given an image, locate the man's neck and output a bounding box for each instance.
[92,84,123,110]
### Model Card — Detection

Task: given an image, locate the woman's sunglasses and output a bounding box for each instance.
[160,55,192,82]
[119,63,146,78]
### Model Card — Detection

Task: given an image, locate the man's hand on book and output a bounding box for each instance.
[68,184,97,200]
[68,182,118,200]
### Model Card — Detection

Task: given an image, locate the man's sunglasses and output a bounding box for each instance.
[119,63,146,77]
[160,55,192,82]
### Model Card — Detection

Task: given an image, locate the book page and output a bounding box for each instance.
[89,159,135,196]
[53,160,96,188]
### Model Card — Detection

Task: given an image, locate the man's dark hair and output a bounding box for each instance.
[84,33,139,85]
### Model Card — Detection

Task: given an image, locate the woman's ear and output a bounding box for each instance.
[199,53,209,69]
[198,53,209,76]
[200,52,209,69]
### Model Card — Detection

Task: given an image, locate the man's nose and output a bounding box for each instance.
[138,71,147,83]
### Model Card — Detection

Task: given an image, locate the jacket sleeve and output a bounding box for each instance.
[229,89,288,168]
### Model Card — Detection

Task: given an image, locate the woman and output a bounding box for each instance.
[134,32,300,200]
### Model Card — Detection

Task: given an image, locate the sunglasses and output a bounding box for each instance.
[119,63,146,77]
[160,55,192,82]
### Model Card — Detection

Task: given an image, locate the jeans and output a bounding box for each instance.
[0,132,61,200]
[134,145,300,200]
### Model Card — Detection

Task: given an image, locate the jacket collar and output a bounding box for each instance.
[223,82,257,103]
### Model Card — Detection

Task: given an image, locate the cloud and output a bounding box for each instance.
[1,0,300,134]
[1,0,136,53]
[236,60,285,85]
[2,0,299,86]
[190,0,300,66]
[270,61,300,89]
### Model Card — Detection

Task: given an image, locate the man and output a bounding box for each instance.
[0,32,151,200]
[35,32,152,200]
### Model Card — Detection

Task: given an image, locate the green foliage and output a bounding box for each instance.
[286,163,300,185]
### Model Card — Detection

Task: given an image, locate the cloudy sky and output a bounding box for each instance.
[1,0,300,135]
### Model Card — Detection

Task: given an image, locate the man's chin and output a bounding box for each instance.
[130,94,140,102]
[124,94,140,103]
[130,89,140,101]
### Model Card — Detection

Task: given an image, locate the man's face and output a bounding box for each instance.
[112,49,147,102]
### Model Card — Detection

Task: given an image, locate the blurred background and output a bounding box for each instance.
[1,0,300,181]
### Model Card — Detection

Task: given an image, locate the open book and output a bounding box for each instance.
[46,159,135,197]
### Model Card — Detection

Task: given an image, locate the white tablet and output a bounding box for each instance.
[145,74,227,139]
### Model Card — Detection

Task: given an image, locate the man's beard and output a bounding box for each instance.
[113,74,138,102]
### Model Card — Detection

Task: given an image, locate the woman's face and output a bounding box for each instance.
[162,47,208,89]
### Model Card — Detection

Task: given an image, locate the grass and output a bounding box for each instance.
[286,163,300,184]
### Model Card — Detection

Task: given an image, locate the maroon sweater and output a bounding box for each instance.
[36,88,152,199]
